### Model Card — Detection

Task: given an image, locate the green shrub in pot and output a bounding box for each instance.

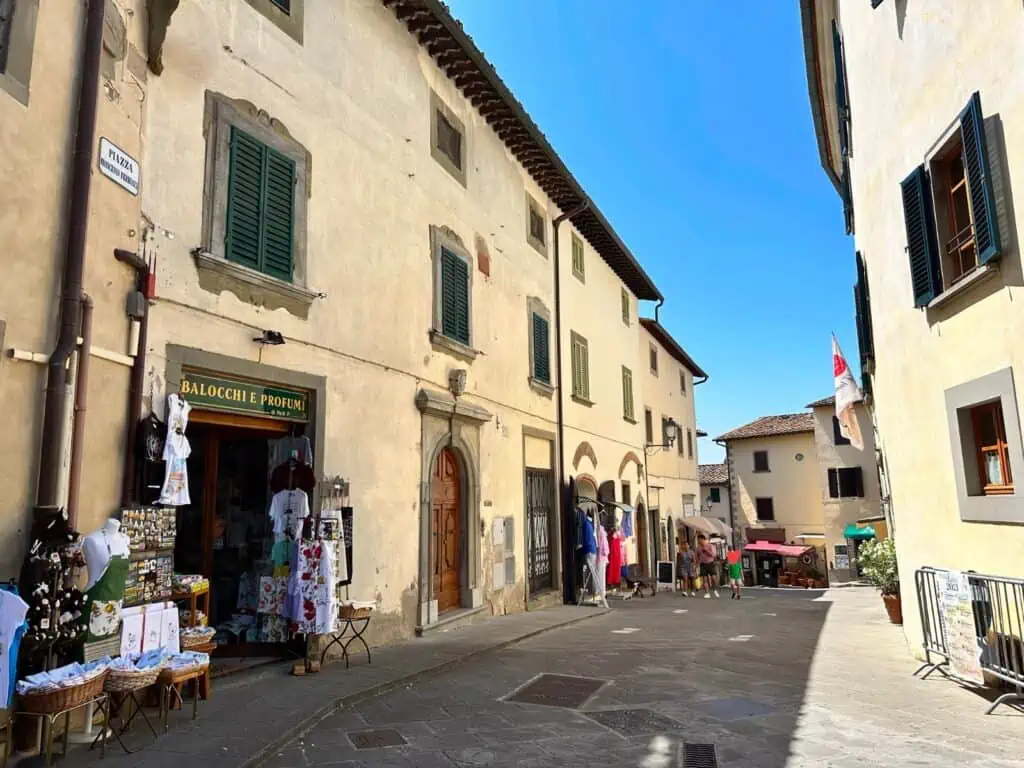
[858,538,899,595]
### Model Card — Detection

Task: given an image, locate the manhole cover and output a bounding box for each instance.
[347,728,407,749]
[506,673,606,709]
[691,697,775,721]
[585,708,682,736]
[683,742,719,768]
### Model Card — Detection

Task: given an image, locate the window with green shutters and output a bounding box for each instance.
[902,91,1002,308]
[440,247,471,346]
[621,366,634,421]
[531,313,550,384]
[225,126,296,282]
[570,332,589,401]
[853,251,875,395]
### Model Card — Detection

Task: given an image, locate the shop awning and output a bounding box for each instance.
[844,524,877,540]
[744,541,813,558]
[795,532,825,539]
[681,516,730,537]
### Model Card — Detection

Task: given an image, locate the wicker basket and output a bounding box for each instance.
[105,667,162,693]
[181,633,216,650]
[20,671,108,714]
[339,604,373,620]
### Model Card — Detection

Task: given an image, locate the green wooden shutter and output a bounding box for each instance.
[263,147,296,281]
[831,20,849,158]
[854,251,874,370]
[828,469,839,499]
[226,127,264,271]
[960,91,1001,265]
[441,249,470,346]
[901,165,941,306]
[579,340,589,399]
[532,314,550,384]
[226,126,295,281]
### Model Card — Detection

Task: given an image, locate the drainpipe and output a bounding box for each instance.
[35,0,106,516]
[552,200,589,604]
[66,295,93,528]
[116,248,151,506]
[551,201,590,493]
[653,297,664,324]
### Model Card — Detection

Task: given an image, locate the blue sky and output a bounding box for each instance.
[446,1,856,463]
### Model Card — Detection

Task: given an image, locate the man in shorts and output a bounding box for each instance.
[696,534,719,599]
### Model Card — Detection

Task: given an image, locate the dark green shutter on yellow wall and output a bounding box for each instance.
[441,248,470,346]
[960,91,1001,265]
[532,314,550,384]
[900,165,941,307]
[226,126,295,282]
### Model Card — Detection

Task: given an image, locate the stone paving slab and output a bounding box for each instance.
[41,605,607,768]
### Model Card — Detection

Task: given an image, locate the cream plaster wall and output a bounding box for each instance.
[729,432,823,543]
[140,0,589,638]
[700,482,731,530]
[639,325,699,552]
[838,0,1024,652]
[0,0,146,577]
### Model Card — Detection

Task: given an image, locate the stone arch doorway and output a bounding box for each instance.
[432,447,463,614]
[636,501,649,577]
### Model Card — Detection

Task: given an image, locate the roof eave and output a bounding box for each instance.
[799,0,841,194]
[386,0,662,301]
[639,318,707,378]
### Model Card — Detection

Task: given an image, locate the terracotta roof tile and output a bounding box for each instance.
[716,413,815,442]
[699,463,729,485]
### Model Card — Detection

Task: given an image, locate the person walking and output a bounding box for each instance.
[696,534,719,598]
[726,547,743,599]
[676,539,696,596]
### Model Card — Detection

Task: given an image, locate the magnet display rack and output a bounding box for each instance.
[121,506,175,608]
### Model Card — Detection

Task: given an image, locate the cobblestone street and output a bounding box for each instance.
[264,588,1024,768]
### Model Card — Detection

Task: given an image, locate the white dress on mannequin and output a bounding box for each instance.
[83,519,131,590]
[595,525,610,608]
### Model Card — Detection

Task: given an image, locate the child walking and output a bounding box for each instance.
[727,548,743,599]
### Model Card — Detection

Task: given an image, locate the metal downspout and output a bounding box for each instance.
[35,0,106,515]
[552,200,590,602]
[115,248,150,505]
[66,295,93,528]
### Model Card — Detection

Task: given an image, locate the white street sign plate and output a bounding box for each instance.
[98,137,140,196]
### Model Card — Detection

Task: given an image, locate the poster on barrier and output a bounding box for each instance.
[938,570,984,685]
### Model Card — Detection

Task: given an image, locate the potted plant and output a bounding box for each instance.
[858,538,901,624]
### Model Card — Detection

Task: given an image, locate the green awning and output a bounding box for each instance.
[844,524,877,540]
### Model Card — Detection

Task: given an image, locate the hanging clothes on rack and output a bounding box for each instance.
[268,488,311,540]
[159,393,191,506]
[267,434,313,478]
[284,540,336,634]
[607,529,623,588]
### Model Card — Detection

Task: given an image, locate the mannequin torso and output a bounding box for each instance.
[83,519,130,590]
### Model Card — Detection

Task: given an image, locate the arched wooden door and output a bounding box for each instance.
[432,448,462,613]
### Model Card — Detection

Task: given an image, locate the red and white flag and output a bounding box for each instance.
[833,335,864,450]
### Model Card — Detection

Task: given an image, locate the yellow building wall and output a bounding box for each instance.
[729,432,823,544]
[839,0,1024,654]
[0,0,146,577]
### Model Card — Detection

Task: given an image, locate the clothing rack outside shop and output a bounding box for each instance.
[913,566,1024,714]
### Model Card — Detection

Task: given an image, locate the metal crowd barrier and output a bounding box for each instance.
[913,566,1024,714]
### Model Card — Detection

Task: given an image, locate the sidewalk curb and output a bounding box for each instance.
[242,607,611,768]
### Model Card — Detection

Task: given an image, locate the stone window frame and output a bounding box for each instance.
[243,0,304,45]
[430,90,467,187]
[430,224,477,361]
[526,192,548,257]
[0,0,38,106]
[649,342,658,376]
[199,92,317,318]
[526,297,553,397]
[753,450,770,473]
[945,366,1024,524]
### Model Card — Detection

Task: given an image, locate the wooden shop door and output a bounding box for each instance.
[432,448,462,613]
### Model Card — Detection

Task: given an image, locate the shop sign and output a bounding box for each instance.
[180,370,309,421]
[937,569,984,685]
[98,138,140,196]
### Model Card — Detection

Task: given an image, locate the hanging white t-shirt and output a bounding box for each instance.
[0,591,29,708]
[268,489,311,537]
[159,393,192,506]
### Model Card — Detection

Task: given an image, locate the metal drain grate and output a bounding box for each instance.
[506,673,606,709]
[347,728,407,750]
[682,742,718,768]
[585,708,682,736]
